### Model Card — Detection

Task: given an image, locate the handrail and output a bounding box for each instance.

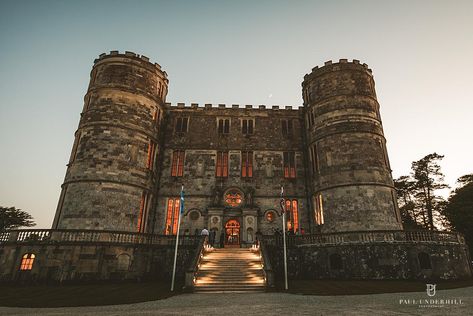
[256,234,275,288]
[185,236,207,289]
[0,229,202,246]
[258,229,466,247]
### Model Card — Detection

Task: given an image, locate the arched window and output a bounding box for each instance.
[265,210,276,223]
[189,210,200,221]
[117,254,131,271]
[20,253,35,271]
[329,253,343,270]
[418,252,432,269]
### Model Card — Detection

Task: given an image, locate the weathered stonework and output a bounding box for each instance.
[0,53,469,284]
[53,52,168,232]
[302,60,401,232]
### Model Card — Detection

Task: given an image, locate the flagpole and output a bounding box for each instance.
[171,185,184,291]
[280,186,288,290]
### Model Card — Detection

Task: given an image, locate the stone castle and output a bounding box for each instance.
[53,52,401,244]
[0,51,470,285]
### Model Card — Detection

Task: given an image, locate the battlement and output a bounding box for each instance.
[303,58,372,82]
[94,50,168,78]
[164,102,301,111]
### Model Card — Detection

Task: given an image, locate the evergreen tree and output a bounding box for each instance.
[394,176,423,229]
[441,174,473,254]
[0,206,35,232]
[410,153,449,230]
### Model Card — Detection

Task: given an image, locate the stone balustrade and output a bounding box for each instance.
[0,229,202,246]
[259,230,466,247]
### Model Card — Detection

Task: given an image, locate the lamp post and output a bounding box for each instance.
[279,186,288,290]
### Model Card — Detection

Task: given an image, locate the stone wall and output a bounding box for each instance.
[261,233,472,281]
[53,51,168,232]
[153,105,310,236]
[302,59,402,232]
[0,234,203,284]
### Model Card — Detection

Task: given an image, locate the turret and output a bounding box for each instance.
[302,59,402,232]
[52,51,168,232]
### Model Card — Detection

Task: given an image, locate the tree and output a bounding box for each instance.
[410,153,449,230]
[394,176,423,229]
[0,206,35,232]
[441,174,473,254]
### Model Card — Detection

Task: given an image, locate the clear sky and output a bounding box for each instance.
[1,0,472,228]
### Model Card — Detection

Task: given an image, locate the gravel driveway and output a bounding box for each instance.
[0,286,471,316]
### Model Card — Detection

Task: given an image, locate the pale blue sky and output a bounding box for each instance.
[1,0,472,228]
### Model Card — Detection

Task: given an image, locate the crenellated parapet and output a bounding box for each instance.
[303,58,372,82]
[164,102,301,111]
[94,50,168,80]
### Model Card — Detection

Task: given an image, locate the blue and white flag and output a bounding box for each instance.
[180,185,185,214]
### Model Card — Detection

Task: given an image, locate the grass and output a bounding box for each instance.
[274,278,473,296]
[0,281,179,308]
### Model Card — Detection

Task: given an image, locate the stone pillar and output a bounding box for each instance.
[302,59,402,232]
[52,51,168,232]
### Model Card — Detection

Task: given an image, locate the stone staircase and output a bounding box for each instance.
[193,248,266,293]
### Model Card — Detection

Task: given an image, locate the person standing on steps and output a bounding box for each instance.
[219,231,225,248]
[201,227,209,245]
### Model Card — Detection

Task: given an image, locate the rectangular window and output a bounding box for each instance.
[284,199,299,233]
[165,198,180,235]
[241,151,253,178]
[310,144,319,174]
[137,192,150,233]
[171,150,185,177]
[175,117,189,133]
[242,119,254,135]
[69,133,81,164]
[152,108,161,124]
[283,152,296,178]
[281,119,293,137]
[147,140,156,170]
[218,118,230,134]
[315,194,324,225]
[216,151,229,177]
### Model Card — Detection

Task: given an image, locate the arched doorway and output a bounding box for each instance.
[225,219,240,247]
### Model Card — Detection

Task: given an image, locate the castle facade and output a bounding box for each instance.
[52,52,402,247]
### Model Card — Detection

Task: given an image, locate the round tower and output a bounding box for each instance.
[302,59,402,232]
[52,51,168,232]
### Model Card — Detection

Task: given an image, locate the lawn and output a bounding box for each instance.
[276,278,473,295]
[0,281,178,308]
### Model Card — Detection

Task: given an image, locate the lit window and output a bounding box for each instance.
[242,119,254,135]
[175,117,189,133]
[315,193,324,225]
[266,211,275,223]
[241,151,253,178]
[20,253,35,271]
[171,150,185,177]
[216,151,229,177]
[218,118,230,134]
[224,190,243,207]
[283,152,296,178]
[283,199,299,233]
[281,119,293,137]
[165,198,180,235]
[152,108,161,124]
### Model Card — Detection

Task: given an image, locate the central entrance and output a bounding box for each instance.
[225,219,240,247]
